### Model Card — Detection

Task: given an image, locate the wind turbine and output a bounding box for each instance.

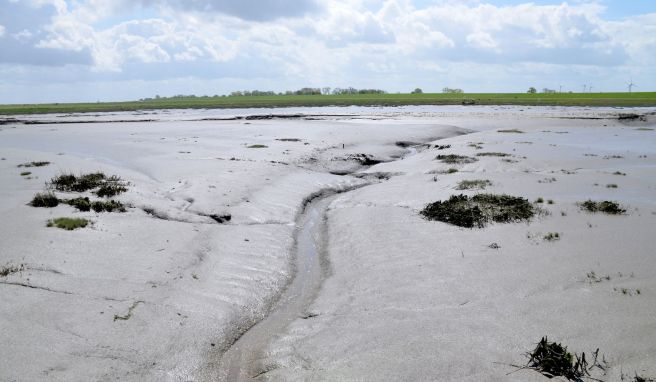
[628,79,636,93]
[582,84,587,93]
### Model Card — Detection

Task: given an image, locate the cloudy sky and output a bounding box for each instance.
[0,0,654,103]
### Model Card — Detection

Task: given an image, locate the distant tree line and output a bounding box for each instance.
[442,87,464,94]
[229,87,388,96]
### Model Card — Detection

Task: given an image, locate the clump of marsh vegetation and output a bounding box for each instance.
[48,172,128,197]
[579,200,626,215]
[498,129,524,133]
[434,144,451,150]
[29,192,59,207]
[476,152,510,157]
[612,171,627,176]
[47,217,89,230]
[535,197,544,203]
[346,153,382,166]
[543,232,561,241]
[606,184,618,189]
[455,179,492,190]
[275,138,301,142]
[17,161,50,168]
[614,287,641,296]
[96,176,128,197]
[538,177,557,183]
[49,172,104,192]
[247,144,268,148]
[435,154,478,164]
[0,263,25,277]
[420,194,535,228]
[63,197,126,213]
[468,143,483,149]
[518,337,606,381]
[586,271,611,284]
[20,171,32,176]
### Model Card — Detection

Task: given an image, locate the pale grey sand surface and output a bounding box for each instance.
[1,106,654,381]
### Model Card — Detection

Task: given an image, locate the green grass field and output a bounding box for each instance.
[1,92,655,115]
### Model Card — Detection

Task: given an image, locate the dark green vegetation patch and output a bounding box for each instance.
[420,193,534,228]
[29,192,59,207]
[246,144,268,148]
[524,337,592,381]
[47,217,89,230]
[48,173,128,197]
[64,197,126,213]
[17,161,50,168]
[1,263,25,277]
[455,179,492,190]
[435,154,478,164]
[579,200,625,215]
[476,152,511,157]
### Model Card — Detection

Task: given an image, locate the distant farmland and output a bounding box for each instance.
[1,92,655,115]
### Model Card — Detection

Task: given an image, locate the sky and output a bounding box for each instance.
[0,0,654,103]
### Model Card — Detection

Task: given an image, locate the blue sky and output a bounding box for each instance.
[0,0,654,103]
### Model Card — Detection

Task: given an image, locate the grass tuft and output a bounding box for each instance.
[476,152,510,157]
[17,161,50,168]
[48,172,128,196]
[456,179,492,190]
[524,337,592,381]
[579,200,625,215]
[420,193,534,228]
[435,154,478,164]
[543,232,561,241]
[247,144,268,148]
[1,263,25,277]
[47,217,89,230]
[30,192,59,207]
[20,171,32,176]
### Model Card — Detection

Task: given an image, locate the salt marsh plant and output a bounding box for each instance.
[47,217,89,230]
[579,200,625,215]
[543,232,561,241]
[455,179,492,190]
[48,172,128,197]
[420,194,534,228]
[30,192,59,207]
[435,154,478,164]
[17,161,50,168]
[0,263,25,277]
[476,152,510,157]
[521,337,604,381]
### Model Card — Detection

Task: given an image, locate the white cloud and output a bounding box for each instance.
[1,0,656,102]
[0,25,5,37]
